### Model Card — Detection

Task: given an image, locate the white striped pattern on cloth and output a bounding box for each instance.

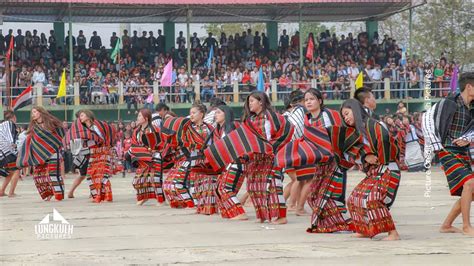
[285,105,305,140]
[0,121,18,160]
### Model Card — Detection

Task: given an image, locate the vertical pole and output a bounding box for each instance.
[186,8,192,74]
[5,49,11,109]
[299,5,303,68]
[409,8,413,58]
[68,3,74,122]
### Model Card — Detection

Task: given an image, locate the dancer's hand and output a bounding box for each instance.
[453,138,470,147]
[365,154,378,165]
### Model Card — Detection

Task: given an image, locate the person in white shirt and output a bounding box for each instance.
[371,64,383,98]
[348,62,360,80]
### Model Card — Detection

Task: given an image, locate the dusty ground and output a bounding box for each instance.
[0,167,473,265]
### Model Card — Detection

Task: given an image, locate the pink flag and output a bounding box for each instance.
[160,59,173,87]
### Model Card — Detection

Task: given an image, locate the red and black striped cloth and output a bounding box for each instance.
[17,126,64,168]
[205,111,293,171]
[66,119,116,147]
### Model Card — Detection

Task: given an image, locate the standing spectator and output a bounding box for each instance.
[0,30,4,54]
[254,31,261,52]
[32,30,40,49]
[203,32,217,50]
[200,75,214,102]
[176,31,186,50]
[48,30,56,53]
[15,29,24,49]
[156,29,165,54]
[279,29,289,52]
[177,67,188,103]
[398,66,408,99]
[262,33,269,54]
[77,30,86,53]
[186,77,196,103]
[139,31,149,52]
[348,62,359,81]
[371,64,383,98]
[148,31,157,53]
[290,31,299,50]
[122,29,131,50]
[89,31,102,51]
[39,33,48,50]
[245,29,254,51]
[5,29,14,52]
[64,31,76,48]
[110,32,119,49]
[131,30,139,51]
[32,65,47,102]
[144,88,154,110]
[124,87,138,114]
[191,32,201,50]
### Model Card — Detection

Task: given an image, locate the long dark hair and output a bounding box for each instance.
[138,108,152,129]
[242,91,273,121]
[28,106,62,135]
[216,105,236,134]
[340,99,369,136]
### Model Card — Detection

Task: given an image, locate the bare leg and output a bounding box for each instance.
[239,192,250,206]
[439,199,463,233]
[0,173,13,196]
[461,180,474,236]
[296,180,311,216]
[284,171,296,200]
[68,176,86,198]
[288,179,302,211]
[7,170,20,197]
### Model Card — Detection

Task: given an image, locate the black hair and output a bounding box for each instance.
[242,91,273,121]
[459,72,474,93]
[215,105,236,134]
[155,103,169,112]
[304,88,324,109]
[340,99,369,136]
[209,97,226,108]
[354,86,373,105]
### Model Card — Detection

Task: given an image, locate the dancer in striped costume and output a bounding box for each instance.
[206,91,294,224]
[292,89,343,216]
[128,109,165,206]
[17,107,65,201]
[210,105,247,219]
[163,102,215,210]
[422,72,474,236]
[0,110,20,197]
[341,99,401,240]
[75,109,116,203]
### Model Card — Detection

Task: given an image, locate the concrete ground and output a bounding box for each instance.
[0,167,473,265]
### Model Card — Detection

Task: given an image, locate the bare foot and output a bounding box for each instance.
[287,205,297,212]
[136,199,148,206]
[156,202,166,207]
[44,195,52,201]
[462,226,474,237]
[296,209,310,216]
[382,230,401,241]
[271,217,288,225]
[255,218,265,223]
[0,192,5,197]
[7,193,18,198]
[68,193,74,199]
[439,225,462,233]
[351,233,369,238]
[230,213,249,221]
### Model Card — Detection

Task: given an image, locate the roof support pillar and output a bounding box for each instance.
[266,21,278,51]
[365,20,378,44]
[53,21,65,50]
[299,6,303,68]
[163,21,175,52]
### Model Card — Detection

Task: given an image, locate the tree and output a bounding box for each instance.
[379,0,473,66]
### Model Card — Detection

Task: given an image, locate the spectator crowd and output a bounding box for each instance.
[0,27,459,111]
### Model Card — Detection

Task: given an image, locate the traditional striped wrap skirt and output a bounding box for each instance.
[307,162,353,233]
[347,163,400,237]
[439,146,474,196]
[86,146,113,203]
[190,171,218,215]
[243,153,286,221]
[33,153,64,201]
[0,161,17,178]
[163,158,194,208]
[133,152,165,203]
[216,163,246,219]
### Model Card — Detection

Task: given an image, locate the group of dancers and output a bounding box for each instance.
[1,71,473,239]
